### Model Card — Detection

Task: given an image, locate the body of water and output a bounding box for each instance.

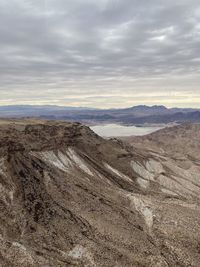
[91,124,164,137]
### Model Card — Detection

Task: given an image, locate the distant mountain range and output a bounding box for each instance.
[0,104,200,124]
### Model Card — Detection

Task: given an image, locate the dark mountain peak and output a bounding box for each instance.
[129,104,168,110]
[151,104,168,109]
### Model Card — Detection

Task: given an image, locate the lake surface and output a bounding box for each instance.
[91,124,164,137]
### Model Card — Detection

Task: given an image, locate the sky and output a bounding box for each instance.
[0,0,200,108]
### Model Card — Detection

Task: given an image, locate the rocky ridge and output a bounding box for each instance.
[0,120,200,266]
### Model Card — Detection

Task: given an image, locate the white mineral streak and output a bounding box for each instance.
[104,163,132,182]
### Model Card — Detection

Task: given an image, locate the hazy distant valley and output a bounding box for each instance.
[0,105,200,126]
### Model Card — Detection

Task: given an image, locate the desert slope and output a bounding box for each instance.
[122,123,200,159]
[0,120,200,266]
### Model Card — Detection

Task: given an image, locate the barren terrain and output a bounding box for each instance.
[0,119,200,266]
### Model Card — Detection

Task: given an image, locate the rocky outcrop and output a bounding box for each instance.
[0,120,200,266]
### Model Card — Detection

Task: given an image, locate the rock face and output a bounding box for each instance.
[0,120,200,267]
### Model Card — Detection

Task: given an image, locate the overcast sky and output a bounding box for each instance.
[0,0,200,108]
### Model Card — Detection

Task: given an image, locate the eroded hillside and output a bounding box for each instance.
[0,120,200,267]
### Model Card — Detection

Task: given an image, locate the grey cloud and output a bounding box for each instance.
[0,0,199,107]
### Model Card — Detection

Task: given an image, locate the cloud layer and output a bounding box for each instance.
[0,0,200,107]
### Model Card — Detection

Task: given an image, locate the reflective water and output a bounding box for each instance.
[91,124,164,137]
